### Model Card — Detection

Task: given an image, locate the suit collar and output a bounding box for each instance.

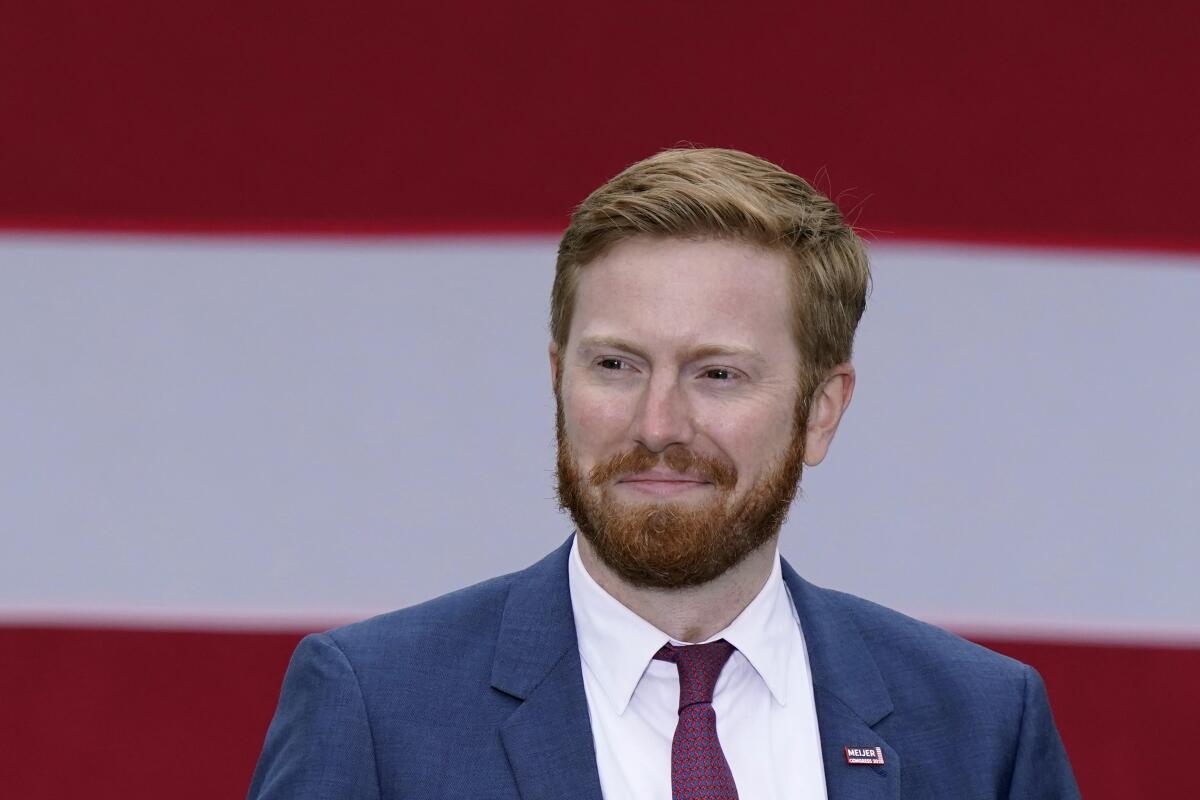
[492,536,605,800]
[781,558,894,726]
[783,558,900,799]
[490,536,579,699]
[492,538,896,722]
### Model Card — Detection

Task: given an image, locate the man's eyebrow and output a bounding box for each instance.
[687,343,765,363]
[576,336,651,362]
[577,336,767,365]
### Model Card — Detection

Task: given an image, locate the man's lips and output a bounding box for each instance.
[617,472,711,495]
[620,472,708,483]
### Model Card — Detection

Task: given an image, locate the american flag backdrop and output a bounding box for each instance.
[2,3,1198,798]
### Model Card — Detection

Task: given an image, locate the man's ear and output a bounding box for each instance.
[803,363,856,467]
[549,341,560,393]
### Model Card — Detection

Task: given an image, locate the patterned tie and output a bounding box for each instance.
[653,639,740,800]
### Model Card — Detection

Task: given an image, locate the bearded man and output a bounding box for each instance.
[249,148,1080,799]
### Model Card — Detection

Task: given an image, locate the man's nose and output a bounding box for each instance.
[632,373,695,452]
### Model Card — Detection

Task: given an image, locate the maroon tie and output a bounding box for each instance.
[653,639,740,800]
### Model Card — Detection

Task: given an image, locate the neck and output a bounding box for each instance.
[576,534,779,643]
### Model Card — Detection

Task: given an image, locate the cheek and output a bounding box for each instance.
[704,403,795,483]
[564,387,632,454]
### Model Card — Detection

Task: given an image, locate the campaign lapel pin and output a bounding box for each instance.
[844,745,885,765]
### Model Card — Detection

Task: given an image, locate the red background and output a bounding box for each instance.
[4,626,1197,798]
[2,1,1199,249]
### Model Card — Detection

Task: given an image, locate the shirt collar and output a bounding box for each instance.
[568,536,797,714]
[713,549,796,707]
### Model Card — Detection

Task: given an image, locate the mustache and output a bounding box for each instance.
[588,444,738,490]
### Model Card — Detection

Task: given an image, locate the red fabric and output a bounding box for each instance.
[1,625,1195,798]
[0,626,304,800]
[972,637,1200,800]
[2,2,1198,251]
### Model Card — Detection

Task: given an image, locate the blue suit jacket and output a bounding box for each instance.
[248,537,1080,798]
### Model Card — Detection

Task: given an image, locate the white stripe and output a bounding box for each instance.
[2,234,1197,636]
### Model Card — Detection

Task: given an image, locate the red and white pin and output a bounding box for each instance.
[844,745,885,765]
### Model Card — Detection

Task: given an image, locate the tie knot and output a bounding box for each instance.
[654,639,736,709]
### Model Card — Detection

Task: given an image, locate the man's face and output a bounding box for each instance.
[551,236,810,588]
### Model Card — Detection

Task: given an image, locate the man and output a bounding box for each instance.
[248,148,1080,799]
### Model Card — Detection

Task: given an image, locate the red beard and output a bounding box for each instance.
[554,390,808,589]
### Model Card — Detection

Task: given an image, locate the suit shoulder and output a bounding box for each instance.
[320,569,519,667]
[798,585,1078,795]
[816,585,1032,688]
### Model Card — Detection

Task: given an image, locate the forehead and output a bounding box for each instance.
[569,236,796,358]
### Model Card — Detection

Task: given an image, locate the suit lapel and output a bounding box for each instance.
[783,560,901,800]
[492,537,604,800]
[811,691,903,800]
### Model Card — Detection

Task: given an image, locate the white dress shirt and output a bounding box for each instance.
[568,537,828,799]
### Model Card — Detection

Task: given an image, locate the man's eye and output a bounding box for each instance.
[598,358,628,370]
[704,368,737,380]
